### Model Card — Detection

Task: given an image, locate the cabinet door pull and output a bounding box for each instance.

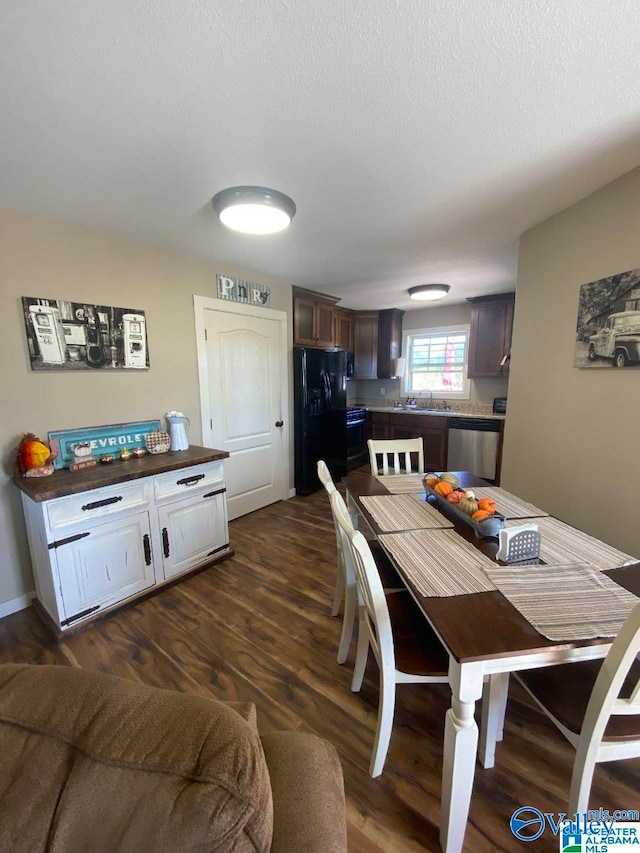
[275,420,284,427]
[176,473,205,486]
[143,533,152,565]
[203,487,226,499]
[49,531,91,550]
[61,605,101,627]
[162,527,170,558]
[82,495,123,511]
[207,544,229,557]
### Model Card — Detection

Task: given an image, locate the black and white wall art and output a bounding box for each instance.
[22,297,150,371]
[574,268,640,369]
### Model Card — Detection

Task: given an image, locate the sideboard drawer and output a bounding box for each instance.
[47,481,149,532]
[153,460,225,502]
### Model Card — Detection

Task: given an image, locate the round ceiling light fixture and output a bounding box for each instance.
[408,284,451,301]
[211,186,297,235]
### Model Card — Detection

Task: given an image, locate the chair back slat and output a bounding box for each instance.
[317,459,342,564]
[579,601,640,740]
[367,439,425,476]
[330,490,394,669]
[317,459,336,495]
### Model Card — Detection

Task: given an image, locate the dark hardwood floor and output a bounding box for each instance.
[1,470,638,851]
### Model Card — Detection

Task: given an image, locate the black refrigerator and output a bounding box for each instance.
[294,347,350,496]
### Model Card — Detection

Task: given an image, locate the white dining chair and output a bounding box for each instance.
[318,460,403,665]
[317,460,355,664]
[514,602,640,814]
[367,438,425,476]
[330,489,449,777]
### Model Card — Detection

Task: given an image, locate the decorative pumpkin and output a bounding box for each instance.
[471,509,492,522]
[434,480,454,497]
[464,489,476,499]
[15,433,57,478]
[459,496,479,515]
[477,497,497,514]
[424,474,440,487]
[440,472,460,488]
[446,489,464,505]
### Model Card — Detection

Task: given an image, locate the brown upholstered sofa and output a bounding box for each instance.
[0,664,347,852]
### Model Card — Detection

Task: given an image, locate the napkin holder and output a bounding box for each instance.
[496,523,541,563]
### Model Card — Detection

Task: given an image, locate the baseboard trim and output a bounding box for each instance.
[0,591,35,620]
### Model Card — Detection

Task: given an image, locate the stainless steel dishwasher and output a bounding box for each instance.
[446,418,501,482]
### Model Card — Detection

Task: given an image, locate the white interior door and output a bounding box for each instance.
[195,297,289,520]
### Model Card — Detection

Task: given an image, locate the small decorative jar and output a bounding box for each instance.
[145,430,171,454]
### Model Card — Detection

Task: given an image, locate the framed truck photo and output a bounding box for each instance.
[573,268,640,369]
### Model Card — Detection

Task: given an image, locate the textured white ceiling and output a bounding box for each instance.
[2,0,640,310]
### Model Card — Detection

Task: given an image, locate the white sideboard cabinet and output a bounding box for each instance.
[16,447,231,634]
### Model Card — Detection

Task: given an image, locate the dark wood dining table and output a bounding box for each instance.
[343,472,640,853]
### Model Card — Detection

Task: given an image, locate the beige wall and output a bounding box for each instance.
[0,208,293,608]
[502,166,640,556]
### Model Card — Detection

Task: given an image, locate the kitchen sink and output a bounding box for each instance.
[391,406,448,413]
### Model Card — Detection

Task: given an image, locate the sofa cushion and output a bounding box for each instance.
[262,731,347,853]
[0,664,273,853]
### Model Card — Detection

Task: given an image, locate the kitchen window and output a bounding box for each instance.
[403,325,471,399]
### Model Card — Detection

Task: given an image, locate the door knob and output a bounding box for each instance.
[275,420,284,427]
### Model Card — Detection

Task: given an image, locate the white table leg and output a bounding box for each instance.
[345,490,359,528]
[478,673,509,769]
[440,661,485,853]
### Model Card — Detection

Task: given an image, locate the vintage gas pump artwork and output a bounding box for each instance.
[22,297,150,371]
[574,268,640,369]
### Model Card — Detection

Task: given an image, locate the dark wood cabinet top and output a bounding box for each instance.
[13,445,229,502]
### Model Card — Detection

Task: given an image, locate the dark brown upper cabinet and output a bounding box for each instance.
[292,287,340,348]
[293,289,405,378]
[352,309,405,379]
[353,312,379,378]
[467,292,515,378]
[377,309,405,379]
[333,308,354,351]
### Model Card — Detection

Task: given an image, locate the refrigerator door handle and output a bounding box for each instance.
[321,370,332,407]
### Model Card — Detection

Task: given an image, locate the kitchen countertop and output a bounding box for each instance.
[366,406,505,421]
[13,445,229,502]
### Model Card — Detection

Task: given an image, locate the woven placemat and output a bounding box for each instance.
[471,487,548,519]
[360,494,453,532]
[506,516,637,570]
[484,562,639,640]
[379,529,497,597]
[375,474,426,494]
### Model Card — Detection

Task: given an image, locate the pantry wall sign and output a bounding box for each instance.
[22,296,150,371]
[216,274,271,307]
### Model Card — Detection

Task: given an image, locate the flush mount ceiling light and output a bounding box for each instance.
[408,284,451,301]
[211,186,297,235]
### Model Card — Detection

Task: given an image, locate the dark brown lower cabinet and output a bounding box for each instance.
[388,414,447,472]
[368,411,391,440]
[366,412,447,471]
